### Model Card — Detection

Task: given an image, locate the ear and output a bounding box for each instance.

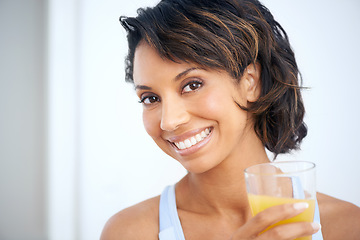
[242,62,261,102]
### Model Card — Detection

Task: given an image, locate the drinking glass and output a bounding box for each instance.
[244,161,316,240]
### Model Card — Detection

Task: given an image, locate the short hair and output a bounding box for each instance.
[120,0,307,158]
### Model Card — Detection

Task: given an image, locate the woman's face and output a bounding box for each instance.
[133,42,259,173]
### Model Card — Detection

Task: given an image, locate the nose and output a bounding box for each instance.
[160,97,190,131]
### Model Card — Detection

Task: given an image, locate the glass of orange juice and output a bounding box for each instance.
[244,161,316,240]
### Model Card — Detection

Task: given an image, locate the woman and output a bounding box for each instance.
[101,0,360,239]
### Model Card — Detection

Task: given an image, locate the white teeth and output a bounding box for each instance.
[172,128,211,150]
[195,134,202,142]
[179,142,186,150]
[184,139,192,148]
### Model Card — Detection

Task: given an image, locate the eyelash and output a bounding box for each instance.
[182,80,203,93]
[138,95,159,105]
[139,80,203,106]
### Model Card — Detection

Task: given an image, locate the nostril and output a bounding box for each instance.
[160,103,190,131]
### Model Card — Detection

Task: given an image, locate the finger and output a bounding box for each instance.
[257,222,321,240]
[247,202,309,235]
[232,202,309,238]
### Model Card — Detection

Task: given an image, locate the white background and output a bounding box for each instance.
[1,0,359,239]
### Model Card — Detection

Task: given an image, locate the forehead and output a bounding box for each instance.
[133,42,196,85]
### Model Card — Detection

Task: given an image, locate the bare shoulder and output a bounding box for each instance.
[100,196,160,240]
[317,192,360,240]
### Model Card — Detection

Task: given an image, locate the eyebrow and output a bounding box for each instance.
[174,67,200,81]
[134,85,152,90]
[134,67,201,90]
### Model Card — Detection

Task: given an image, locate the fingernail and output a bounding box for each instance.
[293,202,309,211]
[311,222,321,231]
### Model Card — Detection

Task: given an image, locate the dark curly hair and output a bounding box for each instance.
[120,0,307,158]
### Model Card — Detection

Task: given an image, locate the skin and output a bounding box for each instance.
[100,42,360,240]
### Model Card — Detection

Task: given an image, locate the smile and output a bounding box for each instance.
[172,128,212,150]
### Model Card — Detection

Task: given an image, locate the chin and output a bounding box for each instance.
[178,157,220,175]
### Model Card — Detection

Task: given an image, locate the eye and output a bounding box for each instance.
[182,80,203,93]
[139,95,160,105]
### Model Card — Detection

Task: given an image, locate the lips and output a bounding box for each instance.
[170,127,211,150]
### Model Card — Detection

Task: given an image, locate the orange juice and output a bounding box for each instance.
[247,194,316,240]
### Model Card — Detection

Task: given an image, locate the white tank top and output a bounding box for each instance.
[158,185,323,240]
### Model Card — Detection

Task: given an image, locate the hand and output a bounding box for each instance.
[230,202,321,240]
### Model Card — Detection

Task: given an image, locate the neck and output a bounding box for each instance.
[176,133,270,217]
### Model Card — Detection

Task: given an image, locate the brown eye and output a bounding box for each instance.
[139,95,160,105]
[182,81,202,93]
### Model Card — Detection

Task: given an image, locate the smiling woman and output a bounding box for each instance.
[100,0,360,240]
[132,42,260,174]
[121,0,306,158]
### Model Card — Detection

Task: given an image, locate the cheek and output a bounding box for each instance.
[194,88,248,128]
[195,90,233,117]
[142,110,160,138]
